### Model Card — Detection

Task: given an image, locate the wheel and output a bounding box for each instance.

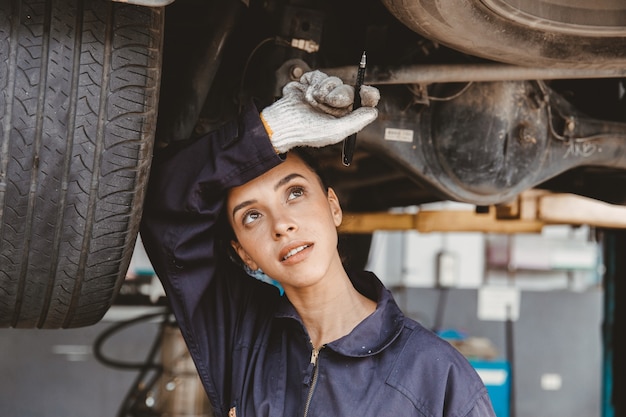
[0,0,163,328]
[381,0,626,68]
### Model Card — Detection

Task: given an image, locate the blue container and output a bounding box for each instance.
[469,359,510,417]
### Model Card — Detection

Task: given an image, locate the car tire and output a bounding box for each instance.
[0,0,163,328]
[381,0,626,68]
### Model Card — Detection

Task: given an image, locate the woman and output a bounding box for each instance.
[140,71,496,417]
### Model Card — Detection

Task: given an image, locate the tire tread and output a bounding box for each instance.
[0,0,163,328]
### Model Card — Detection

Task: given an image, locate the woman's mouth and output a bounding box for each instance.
[281,244,311,261]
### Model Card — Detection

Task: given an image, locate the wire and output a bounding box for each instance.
[92,310,172,417]
[93,310,169,370]
[536,80,626,144]
[238,36,291,109]
[407,82,474,103]
[428,82,474,101]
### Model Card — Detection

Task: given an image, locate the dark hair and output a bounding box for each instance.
[290,147,329,194]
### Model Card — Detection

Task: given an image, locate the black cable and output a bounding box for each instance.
[92,310,172,417]
[115,318,168,417]
[93,310,169,370]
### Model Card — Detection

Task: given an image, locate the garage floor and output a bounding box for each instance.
[0,307,162,417]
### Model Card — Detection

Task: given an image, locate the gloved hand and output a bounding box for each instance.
[260,70,380,154]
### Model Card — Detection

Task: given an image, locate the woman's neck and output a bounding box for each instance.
[286,271,377,349]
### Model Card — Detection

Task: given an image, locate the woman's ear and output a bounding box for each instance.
[230,240,259,270]
[327,187,343,227]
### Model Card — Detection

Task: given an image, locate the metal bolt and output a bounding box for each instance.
[290,65,304,80]
[518,124,537,144]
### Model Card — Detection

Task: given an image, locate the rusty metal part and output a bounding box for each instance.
[323,63,626,85]
[111,0,175,6]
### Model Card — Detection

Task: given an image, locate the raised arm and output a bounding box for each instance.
[140,71,379,413]
[140,100,285,411]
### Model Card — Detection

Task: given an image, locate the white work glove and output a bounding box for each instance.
[260,70,380,154]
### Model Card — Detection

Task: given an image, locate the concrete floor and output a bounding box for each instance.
[0,307,163,417]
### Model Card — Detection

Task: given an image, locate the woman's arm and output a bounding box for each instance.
[140,71,379,413]
[140,101,283,411]
[141,71,379,327]
[140,100,281,316]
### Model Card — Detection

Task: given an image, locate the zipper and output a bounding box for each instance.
[303,346,322,417]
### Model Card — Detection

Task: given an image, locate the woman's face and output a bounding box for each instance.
[227,153,344,290]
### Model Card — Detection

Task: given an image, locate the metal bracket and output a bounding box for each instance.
[110,0,175,6]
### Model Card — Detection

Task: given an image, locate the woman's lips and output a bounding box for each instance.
[280,243,313,264]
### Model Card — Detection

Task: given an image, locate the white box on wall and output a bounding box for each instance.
[367,230,485,288]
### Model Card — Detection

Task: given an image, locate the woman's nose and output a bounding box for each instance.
[272,215,297,238]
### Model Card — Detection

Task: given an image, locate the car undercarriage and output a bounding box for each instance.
[157,0,626,212]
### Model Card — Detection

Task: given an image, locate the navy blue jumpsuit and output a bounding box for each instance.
[140,102,497,417]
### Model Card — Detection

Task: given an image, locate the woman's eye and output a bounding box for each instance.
[242,211,261,225]
[287,186,304,201]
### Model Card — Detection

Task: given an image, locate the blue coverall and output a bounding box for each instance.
[140,101,497,417]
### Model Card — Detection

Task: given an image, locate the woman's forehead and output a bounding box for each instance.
[227,153,315,203]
